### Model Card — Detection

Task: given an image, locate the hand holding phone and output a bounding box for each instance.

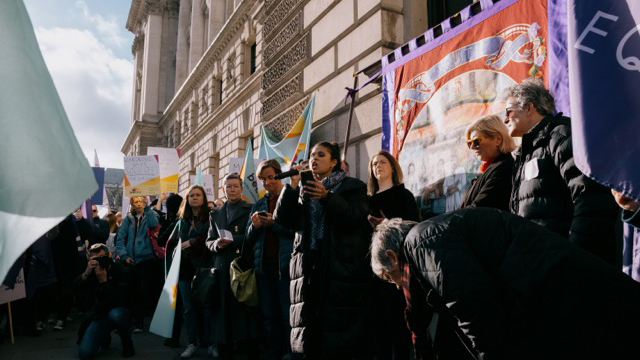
[300,170,314,187]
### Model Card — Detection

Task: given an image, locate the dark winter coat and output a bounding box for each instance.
[92,217,110,245]
[368,183,418,358]
[52,215,93,280]
[168,214,210,281]
[75,261,135,344]
[246,192,295,276]
[205,200,260,345]
[368,183,419,221]
[461,152,514,211]
[404,208,640,360]
[275,177,375,357]
[510,114,618,263]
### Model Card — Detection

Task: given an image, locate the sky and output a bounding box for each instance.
[23,0,135,169]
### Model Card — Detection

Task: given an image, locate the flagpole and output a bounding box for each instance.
[342,75,359,160]
[8,301,15,344]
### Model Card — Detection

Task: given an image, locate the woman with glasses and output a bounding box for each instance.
[460,114,516,211]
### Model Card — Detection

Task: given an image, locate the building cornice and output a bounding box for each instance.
[121,120,159,154]
[126,0,145,32]
[162,0,260,119]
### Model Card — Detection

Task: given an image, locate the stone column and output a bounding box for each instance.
[141,7,163,122]
[175,0,191,91]
[208,0,225,43]
[189,0,206,72]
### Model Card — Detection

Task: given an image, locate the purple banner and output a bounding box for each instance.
[568,0,640,200]
[548,0,570,115]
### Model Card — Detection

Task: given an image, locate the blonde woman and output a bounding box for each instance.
[460,114,516,211]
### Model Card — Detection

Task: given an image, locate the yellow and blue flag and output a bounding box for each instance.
[259,94,315,171]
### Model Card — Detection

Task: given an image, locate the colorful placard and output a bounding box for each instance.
[147,147,180,193]
[124,156,161,196]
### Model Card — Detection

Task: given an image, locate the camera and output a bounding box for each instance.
[96,256,113,269]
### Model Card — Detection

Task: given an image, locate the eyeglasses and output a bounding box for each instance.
[466,135,486,149]
[505,106,523,118]
[92,209,98,213]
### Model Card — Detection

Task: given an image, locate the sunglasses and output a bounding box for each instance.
[466,135,486,149]
[92,209,98,213]
[505,106,524,118]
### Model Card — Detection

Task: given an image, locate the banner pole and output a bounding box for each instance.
[8,301,15,344]
[342,75,359,160]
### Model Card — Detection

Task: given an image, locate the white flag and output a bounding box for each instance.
[0,0,98,282]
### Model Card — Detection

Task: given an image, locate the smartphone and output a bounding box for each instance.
[300,170,314,187]
[257,211,268,217]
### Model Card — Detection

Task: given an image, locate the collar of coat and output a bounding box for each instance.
[521,113,571,150]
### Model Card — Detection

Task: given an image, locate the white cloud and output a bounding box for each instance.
[75,0,128,48]
[34,26,133,169]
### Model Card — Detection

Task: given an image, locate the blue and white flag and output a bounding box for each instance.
[567,0,640,199]
[0,0,98,282]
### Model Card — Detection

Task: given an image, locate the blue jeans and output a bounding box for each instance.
[257,264,291,360]
[178,279,199,344]
[78,307,131,359]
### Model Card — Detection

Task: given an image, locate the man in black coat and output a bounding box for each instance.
[502,79,618,264]
[91,205,110,245]
[371,209,640,360]
[50,211,93,331]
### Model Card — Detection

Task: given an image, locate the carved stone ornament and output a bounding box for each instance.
[165,0,180,17]
[131,33,146,55]
[263,0,304,40]
[263,12,301,65]
[261,74,300,117]
[262,35,308,92]
[143,0,163,16]
[264,96,310,138]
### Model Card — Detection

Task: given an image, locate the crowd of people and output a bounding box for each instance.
[3,79,640,359]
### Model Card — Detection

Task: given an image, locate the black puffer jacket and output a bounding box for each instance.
[404,208,640,360]
[510,114,618,263]
[275,177,374,357]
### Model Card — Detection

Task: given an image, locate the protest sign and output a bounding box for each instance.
[147,147,180,193]
[190,174,215,199]
[124,156,161,196]
[0,269,26,305]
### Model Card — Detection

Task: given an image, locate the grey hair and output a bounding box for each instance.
[370,218,417,278]
[224,172,243,187]
[501,78,555,116]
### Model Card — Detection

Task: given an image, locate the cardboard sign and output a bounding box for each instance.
[147,147,180,193]
[124,156,161,196]
[0,269,26,305]
[190,174,215,199]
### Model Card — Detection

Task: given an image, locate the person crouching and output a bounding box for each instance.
[76,243,135,359]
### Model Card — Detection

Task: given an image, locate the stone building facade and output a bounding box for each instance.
[122,0,471,197]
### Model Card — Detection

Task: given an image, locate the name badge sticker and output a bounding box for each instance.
[524,158,540,180]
